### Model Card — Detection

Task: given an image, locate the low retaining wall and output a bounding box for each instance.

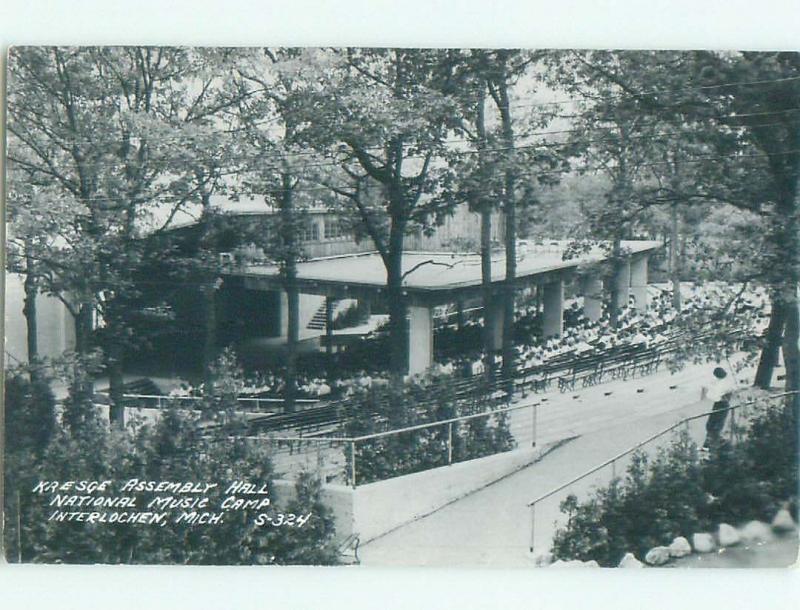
[271,478,355,544]
[275,443,550,544]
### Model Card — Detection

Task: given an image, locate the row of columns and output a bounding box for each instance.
[269,254,649,377]
[404,254,649,374]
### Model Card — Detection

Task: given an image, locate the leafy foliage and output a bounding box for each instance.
[3,371,339,565]
[550,399,798,566]
[343,377,516,485]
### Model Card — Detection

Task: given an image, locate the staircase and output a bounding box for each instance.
[307,299,339,330]
[123,378,163,395]
[95,377,163,402]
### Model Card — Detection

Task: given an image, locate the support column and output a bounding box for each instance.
[489,299,504,351]
[408,305,433,375]
[542,280,564,338]
[456,300,465,331]
[612,259,631,314]
[630,256,649,311]
[277,290,289,338]
[580,275,604,322]
[325,296,334,356]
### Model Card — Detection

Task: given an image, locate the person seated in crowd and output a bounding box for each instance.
[439,359,455,376]
[574,336,594,355]
[629,327,649,347]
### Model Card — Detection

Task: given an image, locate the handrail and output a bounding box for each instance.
[248,399,534,443]
[109,392,318,405]
[525,390,797,508]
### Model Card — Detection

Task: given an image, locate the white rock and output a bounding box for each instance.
[668,536,692,558]
[555,559,600,568]
[692,533,715,553]
[718,523,741,547]
[771,508,797,532]
[618,552,645,568]
[550,559,587,568]
[644,546,671,566]
[740,520,774,543]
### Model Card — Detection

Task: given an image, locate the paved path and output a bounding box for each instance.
[358,358,758,567]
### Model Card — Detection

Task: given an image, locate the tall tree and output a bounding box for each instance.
[548,52,665,326]
[487,51,522,385]
[6,47,248,425]
[443,50,503,382]
[289,48,461,385]
[232,48,333,413]
[554,50,800,411]
[449,50,560,385]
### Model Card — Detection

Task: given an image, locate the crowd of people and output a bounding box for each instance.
[169,282,770,403]
[429,282,769,383]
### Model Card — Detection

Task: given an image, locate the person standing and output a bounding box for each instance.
[702,366,736,450]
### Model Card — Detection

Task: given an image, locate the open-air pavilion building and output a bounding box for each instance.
[3,187,661,381]
[228,240,661,375]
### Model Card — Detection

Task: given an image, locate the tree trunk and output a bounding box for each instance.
[502,189,517,389]
[284,282,299,414]
[202,282,218,390]
[481,206,495,382]
[609,237,623,329]
[198,190,219,389]
[107,339,125,428]
[670,203,682,310]
[680,231,688,279]
[280,176,300,415]
[754,294,785,389]
[494,62,517,390]
[773,174,799,415]
[67,302,95,424]
[386,218,408,388]
[475,93,495,382]
[22,253,39,383]
[782,296,799,416]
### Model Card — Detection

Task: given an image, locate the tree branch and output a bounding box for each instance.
[401,259,457,281]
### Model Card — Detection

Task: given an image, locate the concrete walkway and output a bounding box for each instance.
[358,359,759,567]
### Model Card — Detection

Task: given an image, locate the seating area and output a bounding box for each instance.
[116,282,767,443]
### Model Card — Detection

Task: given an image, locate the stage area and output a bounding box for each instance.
[228,240,661,374]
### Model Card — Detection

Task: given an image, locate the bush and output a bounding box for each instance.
[550,400,798,566]
[4,374,56,457]
[343,377,516,485]
[551,432,707,566]
[3,363,339,565]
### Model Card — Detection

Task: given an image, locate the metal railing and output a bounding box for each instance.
[233,338,757,484]
[245,334,691,438]
[244,399,541,487]
[100,392,319,412]
[524,390,798,556]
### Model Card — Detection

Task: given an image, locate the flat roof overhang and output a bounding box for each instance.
[226,240,661,307]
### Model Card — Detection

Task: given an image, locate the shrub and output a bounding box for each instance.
[343,376,516,485]
[550,400,798,566]
[3,360,339,565]
[551,432,707,566]
[4,374,56,457]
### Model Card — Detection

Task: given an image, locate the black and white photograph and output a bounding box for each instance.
[2,40,799,577]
